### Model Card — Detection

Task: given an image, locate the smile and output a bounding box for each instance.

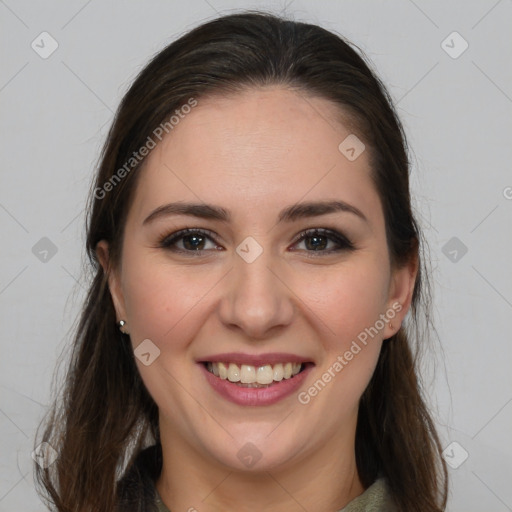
[205,361,303,387]
[198,355,314,406]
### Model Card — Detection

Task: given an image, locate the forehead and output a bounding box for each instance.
[127,87,382,229]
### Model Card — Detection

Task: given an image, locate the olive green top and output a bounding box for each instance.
[154,477,396,511]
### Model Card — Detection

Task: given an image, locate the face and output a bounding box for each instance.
[97,87,416,473]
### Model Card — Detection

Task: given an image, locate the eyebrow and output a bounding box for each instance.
[142,200,368,226]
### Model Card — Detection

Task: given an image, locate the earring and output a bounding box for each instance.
[117,320,129,334]
[385,322,394,342]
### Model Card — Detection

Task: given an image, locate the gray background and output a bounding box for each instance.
[1,1,511,510]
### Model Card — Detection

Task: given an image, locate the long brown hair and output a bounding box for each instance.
[34,11,448,511]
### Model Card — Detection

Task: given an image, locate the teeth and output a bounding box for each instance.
[240,364,256,384]
[273,363,284,381]
[218,362,228,379]
[257,365,274,385]
[227,363,240,382]
[207,361,303,384]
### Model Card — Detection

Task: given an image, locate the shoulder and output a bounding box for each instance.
[116,443,163,512]
[339,477,397,512]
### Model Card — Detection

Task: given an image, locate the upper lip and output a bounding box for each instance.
[197,352,314,367]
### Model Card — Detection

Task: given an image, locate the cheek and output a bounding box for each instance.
[120,246,216,344]
[296,260,388,406]
[120,253,211,411]
[303,262,389,345]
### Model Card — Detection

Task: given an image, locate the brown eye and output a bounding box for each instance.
[292,228,355,254]
[157,227,355,257]
[158,228,221,253]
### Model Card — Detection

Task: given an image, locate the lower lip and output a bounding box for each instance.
[199,363,313,406]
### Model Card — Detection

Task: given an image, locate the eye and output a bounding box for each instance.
[290,228,355,255]
[157,227,355,256]
[157,228,221,254]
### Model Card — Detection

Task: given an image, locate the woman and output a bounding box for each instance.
[34,11,448,512]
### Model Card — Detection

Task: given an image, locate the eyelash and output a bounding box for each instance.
[156,227,355,257]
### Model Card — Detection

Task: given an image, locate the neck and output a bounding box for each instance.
[155,420,364,512]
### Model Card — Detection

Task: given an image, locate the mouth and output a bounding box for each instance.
[202,361,311,388]
[197,355,314,406]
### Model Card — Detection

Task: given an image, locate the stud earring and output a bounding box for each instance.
[117,320,129,334]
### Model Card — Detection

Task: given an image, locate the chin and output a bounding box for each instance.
[204,431,304,473]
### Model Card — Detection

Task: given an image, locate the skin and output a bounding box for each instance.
[97,87,417,512]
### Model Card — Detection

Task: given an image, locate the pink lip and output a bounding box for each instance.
[198,362,313,406]
[197,352,313,367]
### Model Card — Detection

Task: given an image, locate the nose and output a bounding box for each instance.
[217,247,295,340]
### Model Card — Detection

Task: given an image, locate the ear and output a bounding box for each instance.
[384,241,419,338]
[96,240,127,324]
